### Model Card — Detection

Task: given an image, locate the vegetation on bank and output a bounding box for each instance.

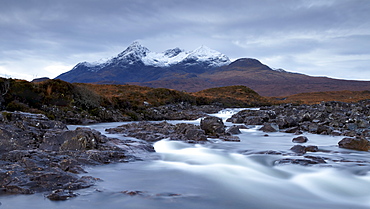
[0,77,271,122]
[271,90,370,105]
[2,77,369,123]
[192,85,271,107]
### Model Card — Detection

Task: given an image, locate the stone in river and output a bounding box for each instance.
[292,136,308,143]
[338,137,370,151]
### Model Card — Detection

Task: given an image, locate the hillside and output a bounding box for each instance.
[191,85,271,107]
[275,90,370,105]
[0,78,271,123]
[138,58,370,97]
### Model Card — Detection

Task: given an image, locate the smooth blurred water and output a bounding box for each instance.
[1,108,370,209]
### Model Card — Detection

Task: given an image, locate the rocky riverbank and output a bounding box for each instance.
[227,100,370,151]
[0,111,153,200]
[106,116,241,143]
[0,111,234,200]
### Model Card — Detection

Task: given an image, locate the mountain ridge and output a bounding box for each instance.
[55,42,370,97]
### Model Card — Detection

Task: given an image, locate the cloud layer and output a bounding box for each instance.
[1,0,370,80]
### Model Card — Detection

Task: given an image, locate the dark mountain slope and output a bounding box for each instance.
[137,58,370,96]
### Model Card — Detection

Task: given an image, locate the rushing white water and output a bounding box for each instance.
[1,108,370,209]
[152,140,370,209]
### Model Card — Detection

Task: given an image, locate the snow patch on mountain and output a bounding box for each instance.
[142,45,230,67]
[79,42,231,72]
[141,48,188,67]
[181,45,231,67]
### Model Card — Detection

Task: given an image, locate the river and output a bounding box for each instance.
[1,108,370,209]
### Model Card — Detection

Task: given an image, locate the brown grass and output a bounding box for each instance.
[271,90,370,104]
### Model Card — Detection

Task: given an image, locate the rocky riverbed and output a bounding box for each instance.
[0,111,153,200]
[1,100,370,203]
[228,100,370,151]
[0,106,226,200]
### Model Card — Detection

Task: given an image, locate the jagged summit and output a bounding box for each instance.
[181,45,230,67]
[72,41,231,71]
[116,41,150,63]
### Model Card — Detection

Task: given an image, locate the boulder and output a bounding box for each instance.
[292,136,308,143]
[259,123,279,132]
[275,156,326,166]
[46,189,78,201]
[184,129,207,142]
[243,116,264,125]
[338,137,370,151]
[290,145,318,154]
[226,125,242,135]
[305,145,319,152]
[200,116,225,137]
[290,145,306,154]
[40,127,107,151]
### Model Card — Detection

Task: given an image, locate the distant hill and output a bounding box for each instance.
[276,90,370,104]
[56,42,370,97]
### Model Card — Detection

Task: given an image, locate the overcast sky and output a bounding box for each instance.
[1,0,370,81]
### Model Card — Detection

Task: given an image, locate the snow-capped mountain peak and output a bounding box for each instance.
[117,41,149,58]
[78,42,230,71]
[114,41,150,65]
[183,45,231,67]
[191,45,219,57]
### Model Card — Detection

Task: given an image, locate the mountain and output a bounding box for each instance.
[56,41,231,83]
[56,42,370,97]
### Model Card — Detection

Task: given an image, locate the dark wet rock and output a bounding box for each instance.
[236,125,249,129]
[40,127,107,151]
[107,121,208,143]
[184,129,207,142]
[1,185,34,194]
[227,109,267,123]
[41,105,128,124]
[0,111,67,152]
[107,121,173,142]
[121,190,145,196]
[0,111,149,195]
[276,116,299,129]
[144,104,222,121]
[244,116,264,125]
[290,145,318,154]
[284,127,299,133]
[338,137,370,151]
[294,130,303,135]
[200,116,225,137]
[46,189,78,201]
[305,145,319,152]
[275,156,326,166]
[220,135,241,142]
[290,145,307,154]
[251,150,283,155]
[292,136,308,143]
[120,190,184,199]
[226,125,242,135]
[331,130,342,136]
[106,116,240,143]
[227,100,370,137]
[259,123,279,132]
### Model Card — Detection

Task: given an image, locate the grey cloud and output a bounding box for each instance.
[0,0,370,80]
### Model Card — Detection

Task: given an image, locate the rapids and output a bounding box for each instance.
[1,108,370,209]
